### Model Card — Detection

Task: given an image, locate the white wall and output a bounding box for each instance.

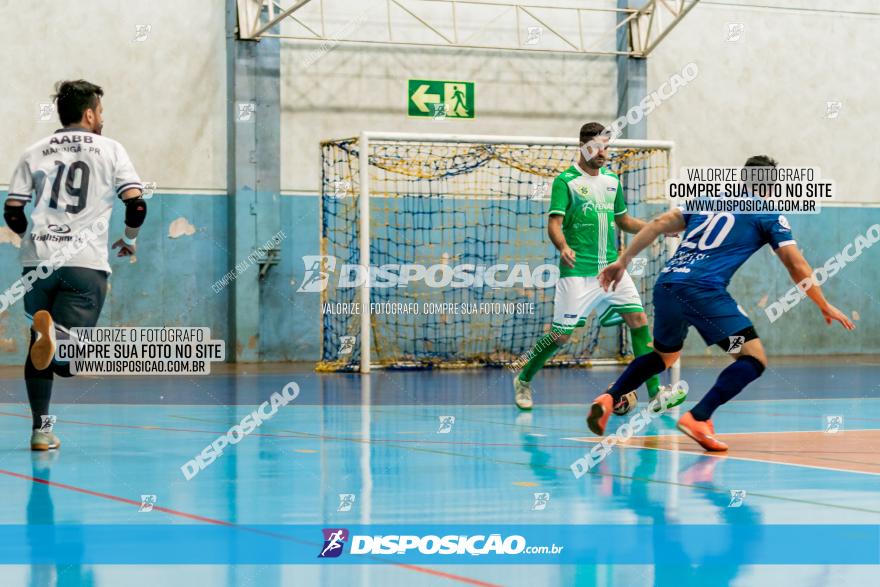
[280,0,621,193]
[278,0,880,201]
[648,0,880,203]
[0,0,227,192]
[5,0,875,203]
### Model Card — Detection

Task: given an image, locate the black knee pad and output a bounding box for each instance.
[736,354,766,376]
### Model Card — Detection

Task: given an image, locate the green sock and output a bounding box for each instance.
[630,324,661,396]
[518,333,562,383]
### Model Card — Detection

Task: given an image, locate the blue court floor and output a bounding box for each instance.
[0,360,878,586]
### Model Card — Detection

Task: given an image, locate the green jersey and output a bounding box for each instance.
[548,164,627,278]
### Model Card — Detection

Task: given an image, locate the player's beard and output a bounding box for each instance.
[586,156,605,169]
[93,122,103,135]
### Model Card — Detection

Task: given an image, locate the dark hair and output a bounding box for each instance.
[53,80,103,126]
[579,122,606,144]
[744,155,778,168]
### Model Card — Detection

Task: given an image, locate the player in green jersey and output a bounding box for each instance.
[514,122,686,411]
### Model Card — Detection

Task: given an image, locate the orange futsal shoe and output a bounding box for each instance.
[30,310,56,371]
[586,394,614,436]
[677,411,728,452]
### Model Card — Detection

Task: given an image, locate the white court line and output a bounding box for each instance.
[565,427,880,440]
[563,430,880,477]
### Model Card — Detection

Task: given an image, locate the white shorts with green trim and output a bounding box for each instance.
[551,273,644,334]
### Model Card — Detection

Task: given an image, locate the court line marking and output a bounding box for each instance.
[0,411,588,450]
[160,414,875,470]
[0,396,873,404]
[566,427,880,438]
[165,415,880,516]
[563,432,880,477]
[5,408,877,478]
[5,399,879,443]
[2,410,876,473]
[0,467,501,587]
[2,411,878,516]
[367,403,880,437]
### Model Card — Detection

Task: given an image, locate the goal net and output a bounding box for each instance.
[318,132,674,372]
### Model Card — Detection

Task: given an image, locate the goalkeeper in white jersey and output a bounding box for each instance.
[513,122,685,411]
[4,80,147,450]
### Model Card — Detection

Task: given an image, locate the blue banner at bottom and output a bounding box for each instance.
[0,524,877,565]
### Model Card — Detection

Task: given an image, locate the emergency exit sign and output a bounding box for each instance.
[408,79,475,119]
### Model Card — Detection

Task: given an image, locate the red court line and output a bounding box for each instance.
[0,468,225,524]
[0,468,500,587]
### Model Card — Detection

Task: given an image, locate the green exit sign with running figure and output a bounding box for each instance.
[408,79,475,119]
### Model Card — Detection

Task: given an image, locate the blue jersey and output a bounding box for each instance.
[657,211,796,288]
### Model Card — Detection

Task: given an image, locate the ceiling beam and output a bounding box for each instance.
[237,0,701,58]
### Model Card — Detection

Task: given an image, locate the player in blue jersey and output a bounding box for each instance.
[585,156,854,451]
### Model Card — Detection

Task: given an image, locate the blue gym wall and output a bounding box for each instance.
[193,200,880,361]
[268,197,855,362]
[0,193,230,365]
[686,207,880,357]
[1,193,876,366]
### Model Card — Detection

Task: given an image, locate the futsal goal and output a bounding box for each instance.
[318,132,675,373]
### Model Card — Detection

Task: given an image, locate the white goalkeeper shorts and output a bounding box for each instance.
[551,273,644,334]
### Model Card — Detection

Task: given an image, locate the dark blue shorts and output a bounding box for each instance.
[652,282,753,351]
